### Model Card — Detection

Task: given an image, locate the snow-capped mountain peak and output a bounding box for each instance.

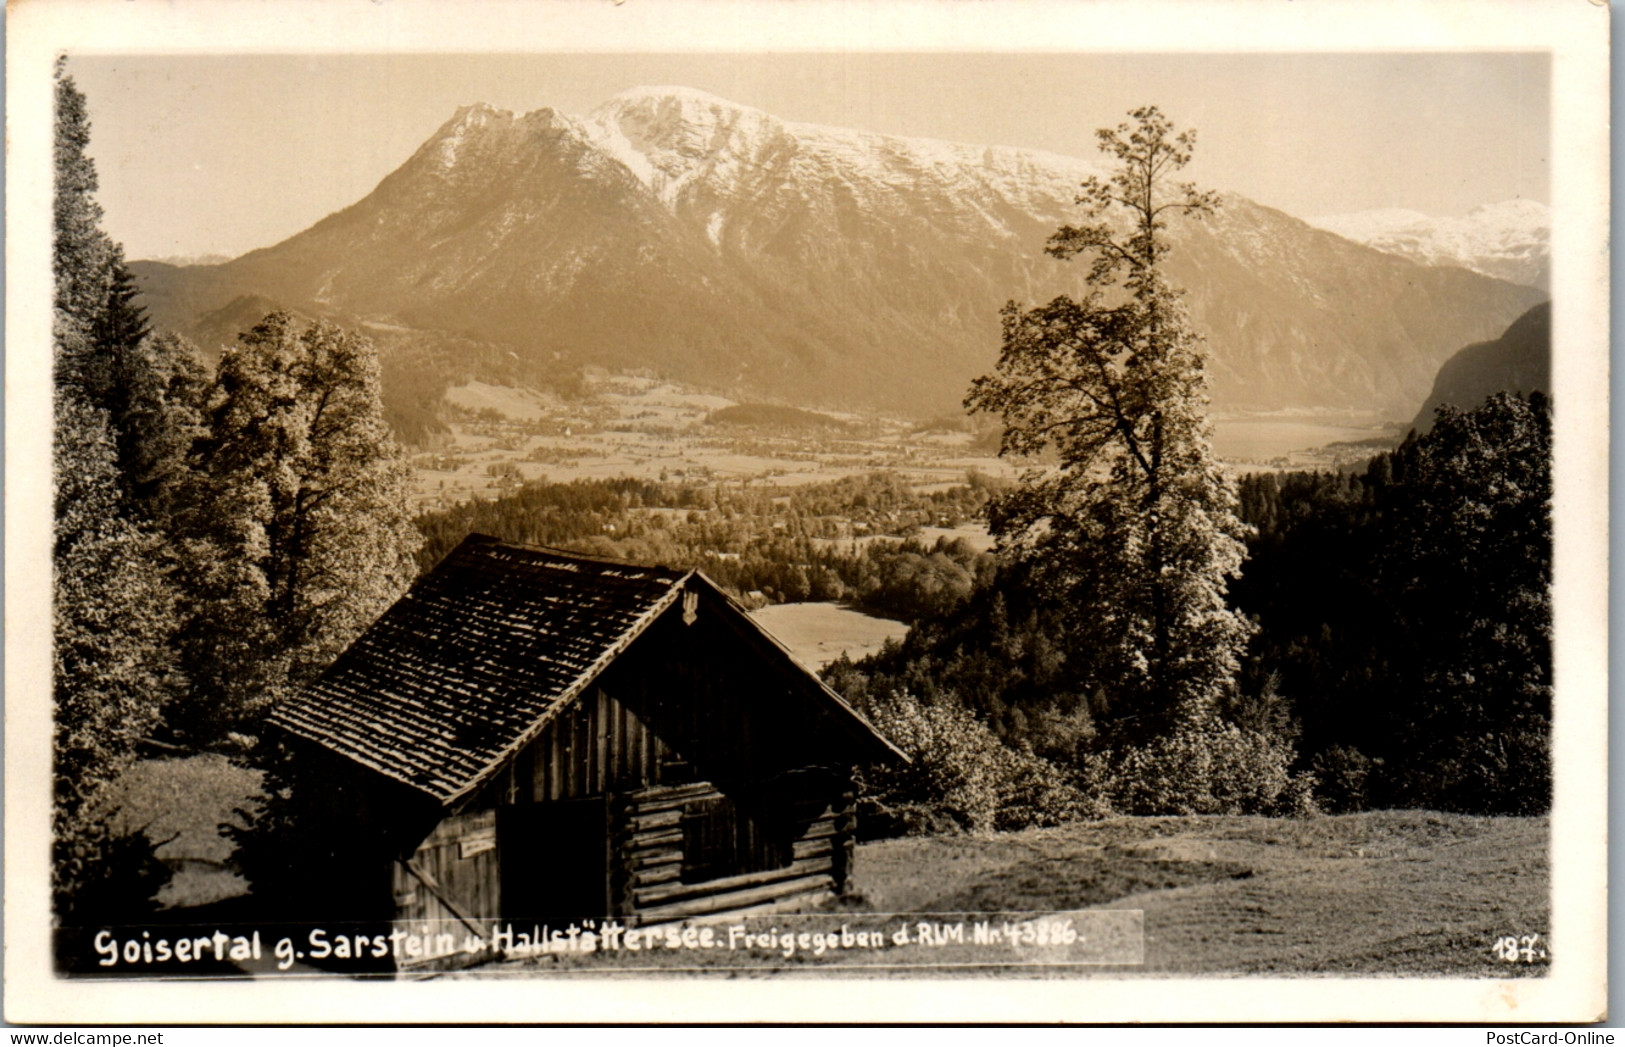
[578,86,1109,250]
[134,86,1547,421]
[1308,199,1549,289]
[586,86,791,205]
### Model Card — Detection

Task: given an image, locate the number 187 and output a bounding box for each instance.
[1492,934,1546,962]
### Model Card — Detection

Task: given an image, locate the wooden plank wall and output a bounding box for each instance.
[483,686,672,807]
[392,808,500,969]
[459,589,881,816]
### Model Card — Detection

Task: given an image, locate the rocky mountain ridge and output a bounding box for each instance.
[131,87,1548,423]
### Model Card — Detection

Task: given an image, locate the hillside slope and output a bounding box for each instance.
[1411,300,1551,433]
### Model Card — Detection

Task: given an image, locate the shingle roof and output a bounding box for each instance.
[268,535,692,804]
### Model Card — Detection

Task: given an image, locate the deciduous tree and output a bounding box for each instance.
[179,312,421,730]
[966,107,1253,742]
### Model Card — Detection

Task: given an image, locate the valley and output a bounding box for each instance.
[407,374,1405,514]
[122,84,1535,519]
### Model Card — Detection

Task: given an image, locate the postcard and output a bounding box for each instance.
[5,0,1609,1026]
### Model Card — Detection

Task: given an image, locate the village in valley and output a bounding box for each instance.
[411,374,1399,514]
[37,40,1582,1004]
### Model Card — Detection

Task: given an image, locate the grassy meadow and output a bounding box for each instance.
[847,811,1549,976]
[748,602,911,670]
[482,810,1548,978]
[106,754,1547,979]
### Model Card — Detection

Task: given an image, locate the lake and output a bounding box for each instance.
[1210,416,1402,463]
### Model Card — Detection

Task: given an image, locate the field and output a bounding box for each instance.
[847,812,1550,976]
[103,757,1548,979]
[413,376,1013,511]
[748,602,911,670]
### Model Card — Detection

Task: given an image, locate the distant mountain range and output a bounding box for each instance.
[1411,301,1550,433]
[145,252,234,268]
[1309,200,1550,290]
[131,86,1548,423]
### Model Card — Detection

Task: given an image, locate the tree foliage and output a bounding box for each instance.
[853,690,1084,837]
[53,60,114,330]
[1080,706,1315,817]
[109,330,211,528]
[1378,392,1552,811]
[965,106,1252,743]
[177,313,422,730]
[53,320,178,812]
[1232,392,1552,814]
[822,567,1086,749]
[412,471,995,622]
[51,67,178,922]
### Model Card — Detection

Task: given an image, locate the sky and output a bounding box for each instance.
[66,51,1550,262]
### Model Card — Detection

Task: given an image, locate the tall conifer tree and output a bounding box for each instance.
[51,65,179,921]
[53,60,113,334]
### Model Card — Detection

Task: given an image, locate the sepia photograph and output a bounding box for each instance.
[4,0,1609,1026]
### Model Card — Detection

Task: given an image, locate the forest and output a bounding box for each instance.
[414,471,999,622]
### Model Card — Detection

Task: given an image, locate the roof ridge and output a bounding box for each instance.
[270,541,904,807]
[458,532,687,575]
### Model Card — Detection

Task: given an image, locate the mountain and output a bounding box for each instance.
[1411,300,1550,433]
[131,87,1548,422]
[1308,200,1549,290]
[147,252,233,268]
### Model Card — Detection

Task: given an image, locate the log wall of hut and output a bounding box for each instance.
[610,780,857,925]
[394,685,856,928]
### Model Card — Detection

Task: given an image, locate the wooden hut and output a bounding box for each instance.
[266,534,904,969]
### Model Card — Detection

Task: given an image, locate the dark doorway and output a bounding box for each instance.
[498,798,608,926]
